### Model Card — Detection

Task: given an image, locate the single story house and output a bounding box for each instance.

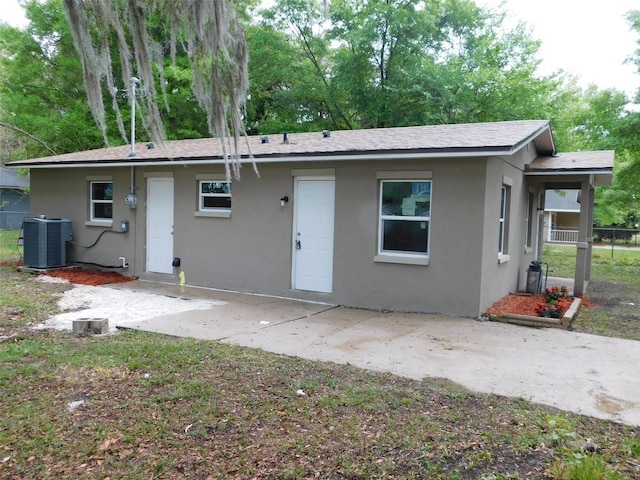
[0,167,30,230]
[7,120,613,317]
[544,189,581,243]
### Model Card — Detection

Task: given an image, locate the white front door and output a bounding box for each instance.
[293,178,335,293]
[147,178,174,274]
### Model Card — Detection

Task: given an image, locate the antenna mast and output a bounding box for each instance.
[128,77,140,157]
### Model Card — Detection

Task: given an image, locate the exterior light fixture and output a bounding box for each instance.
[280,196,289,207]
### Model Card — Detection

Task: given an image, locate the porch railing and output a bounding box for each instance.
[548,228,579,244]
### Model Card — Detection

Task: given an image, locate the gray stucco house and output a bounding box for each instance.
[7,120,613,317]
[0,167,30,230]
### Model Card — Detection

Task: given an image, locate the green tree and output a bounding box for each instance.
[254,0,353,132]
[244,22,335,134]
[315,0,558,128]
[0,0,106,159]
[0,0,217,160]
[252,0,560,130]
[582,10,640,227]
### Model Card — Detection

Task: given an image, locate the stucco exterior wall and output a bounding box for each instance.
[478,145,541,314]
[28,150,537,317]
[29,168,136,267]
[146,158,488,317]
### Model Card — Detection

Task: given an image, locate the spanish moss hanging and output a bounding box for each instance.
[61,0,252,179]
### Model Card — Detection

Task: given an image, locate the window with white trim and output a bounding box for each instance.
[378,180,431,257]
[90,181,113,221]
[499,185,511,254]
[525,191,535,249]
[199,180,231,212]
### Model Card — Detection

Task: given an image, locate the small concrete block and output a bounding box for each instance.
[89,318,109,335]
[72,320,89,335]
[72,318,108,335]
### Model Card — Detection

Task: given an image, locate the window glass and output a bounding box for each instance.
[525,192,534,248]
[199,180,231,212]
[91,182,113,220]
[381,181,430,217]
[382,219,429,253]
[201,182,231,195]
[499,185,510,254]
[92,182,113,201]
[379,180,431,256]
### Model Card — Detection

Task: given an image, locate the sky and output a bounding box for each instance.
[478,0,639,97]
[0,0,638,97]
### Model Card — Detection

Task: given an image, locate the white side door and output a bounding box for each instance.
[292,178,335,293]
[146,177,174,274]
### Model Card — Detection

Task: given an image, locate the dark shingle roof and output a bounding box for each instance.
[528,151,614,172]
[525,151,614,186]
[7,120,554,167]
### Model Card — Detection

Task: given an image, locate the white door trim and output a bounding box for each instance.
[292,176,335,293]
[146,177,174,274]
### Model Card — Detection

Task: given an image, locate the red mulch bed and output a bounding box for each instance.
[0,261,21,267]
[43,268,134,286]
[485,292,593,317]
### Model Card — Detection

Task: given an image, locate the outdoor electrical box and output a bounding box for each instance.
[121,219,129,232]
[23,217,72,268]
[125,194,137,209]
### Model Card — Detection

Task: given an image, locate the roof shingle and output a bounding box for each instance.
[528,151,614,172]
[7,120,553,167]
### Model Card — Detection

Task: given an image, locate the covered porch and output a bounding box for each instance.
[525,151,614,296]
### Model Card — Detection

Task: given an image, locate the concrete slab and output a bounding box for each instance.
[116,281,640,427]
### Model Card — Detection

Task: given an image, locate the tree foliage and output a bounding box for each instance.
[1,0,639,214]
[59,0,250,178]
[0,0,106,159]
[249,0,561,131]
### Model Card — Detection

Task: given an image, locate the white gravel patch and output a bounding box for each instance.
[37,285,224,333]
[34,275,71,284]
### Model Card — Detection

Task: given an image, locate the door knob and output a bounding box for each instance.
[296,240,301,250]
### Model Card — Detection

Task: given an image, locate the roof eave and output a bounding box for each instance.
[6,146,521,169]
[525,169,613,187]
[521,122,554,156]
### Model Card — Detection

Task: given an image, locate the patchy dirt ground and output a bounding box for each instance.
[571,280,640,341]
[2,266,640,478]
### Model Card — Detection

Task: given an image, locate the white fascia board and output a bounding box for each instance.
[13,149,518,169]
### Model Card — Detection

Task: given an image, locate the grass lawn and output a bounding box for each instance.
[0,228,22,263]
[0,244,638,478]
[543,244,640,340]
[543,244,640,286]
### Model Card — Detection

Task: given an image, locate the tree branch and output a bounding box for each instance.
[0,122,57,155]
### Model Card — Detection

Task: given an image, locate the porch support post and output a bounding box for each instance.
[574,177,594,296]
[585,185,595,282]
